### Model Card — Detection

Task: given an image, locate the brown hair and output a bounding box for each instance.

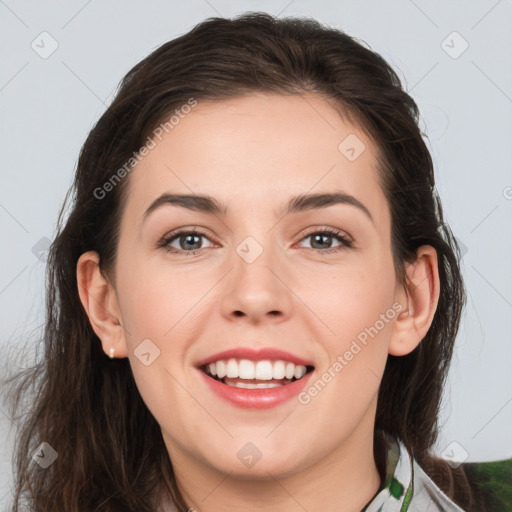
[3,11,480,511]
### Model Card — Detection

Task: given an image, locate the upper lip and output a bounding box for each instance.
[195,347,314,368]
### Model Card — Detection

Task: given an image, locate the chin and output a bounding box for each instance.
[200,446,311,481]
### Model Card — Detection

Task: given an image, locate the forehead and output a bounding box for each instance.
[121,92,388,227]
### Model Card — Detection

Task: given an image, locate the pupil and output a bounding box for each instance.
[183,234,201,250]
[312,234,331,249]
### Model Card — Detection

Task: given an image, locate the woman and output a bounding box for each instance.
[4,11,497,512]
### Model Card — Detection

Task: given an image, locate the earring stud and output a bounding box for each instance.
[109,346,115,359]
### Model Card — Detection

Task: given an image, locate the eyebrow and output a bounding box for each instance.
[142,191,374,225]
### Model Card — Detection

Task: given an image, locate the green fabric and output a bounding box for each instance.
[463,457,512,511]
[389,478,403,499]
[400,479,413,511]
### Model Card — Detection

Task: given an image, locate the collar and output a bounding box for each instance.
[363,431,466,511]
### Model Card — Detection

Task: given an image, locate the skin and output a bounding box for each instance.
[77,92,440,512]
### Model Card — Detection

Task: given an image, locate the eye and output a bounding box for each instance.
[297,227,353,254]
[158,228,215,256]
[158,226,354,257]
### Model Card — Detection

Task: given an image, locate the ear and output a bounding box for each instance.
[76,251,128,358]
[389,245,440,356]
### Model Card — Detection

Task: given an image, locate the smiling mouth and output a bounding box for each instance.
[201,358,315,389]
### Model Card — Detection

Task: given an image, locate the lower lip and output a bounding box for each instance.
[198,369,314,409]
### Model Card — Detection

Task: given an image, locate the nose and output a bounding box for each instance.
[220,241,294,325]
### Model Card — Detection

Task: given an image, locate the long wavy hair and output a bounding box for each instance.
[3,11,482,511]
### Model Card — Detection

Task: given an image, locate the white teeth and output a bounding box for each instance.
[255,360,273,380]
[204,358,309,381]
[216,360,226,379]
[255,382,282,388]
[224,379,292,389]
[239,359,255,379]
[226,358,239,378]
[273,360,286,379]
[294,365,306,379]
[285,362,295,379]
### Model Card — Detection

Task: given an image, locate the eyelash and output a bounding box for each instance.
[157,227,354,257]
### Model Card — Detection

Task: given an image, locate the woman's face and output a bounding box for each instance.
[111,93,404,478]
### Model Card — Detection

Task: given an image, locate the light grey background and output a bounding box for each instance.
[1,0,511,507]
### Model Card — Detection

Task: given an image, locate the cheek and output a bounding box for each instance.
[299,285,393,435]
[300,254,397,342]
[115,251,208,340]
[301,254,396,400]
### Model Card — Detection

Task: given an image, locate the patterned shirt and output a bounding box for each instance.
[363,433,465,511]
